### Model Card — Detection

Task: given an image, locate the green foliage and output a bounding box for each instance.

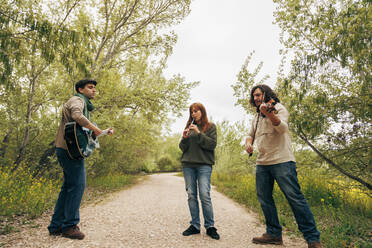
[231,51,270,115]
[156,156,175,172]
[215,120,255,174]
[0,166,59,217]
[212,172,258,209]
[0,0,196,235]
[141,160,159,173]
[87,114,159,175]
[154,134,182,172]
[86,173,137,191]
[0,0,93,84]
[233,0,371,192]
[0,0,196,177]
[272,0,371,191]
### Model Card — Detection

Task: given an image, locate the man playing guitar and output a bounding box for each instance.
[48,79,113,240]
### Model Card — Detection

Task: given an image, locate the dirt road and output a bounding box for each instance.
[1,173,307,248]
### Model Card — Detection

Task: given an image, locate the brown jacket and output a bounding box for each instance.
[55,96,92,149]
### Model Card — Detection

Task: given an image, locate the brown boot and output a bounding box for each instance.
[252,233,283,245]
[308,242,323,248]
[62,225,85,240]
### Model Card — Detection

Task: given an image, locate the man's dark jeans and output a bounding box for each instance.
[256,161,320,243]
[48,148,86,233]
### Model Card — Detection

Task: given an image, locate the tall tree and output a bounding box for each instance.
[0,0,197,175]
[0,0,93,169]
[233,0,371,191]
[0,0,93,85]
[90,0,191,74]
[273,0,371,191]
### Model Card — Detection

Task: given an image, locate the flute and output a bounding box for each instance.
[186,118,195,136]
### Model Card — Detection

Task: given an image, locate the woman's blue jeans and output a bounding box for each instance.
[256,161,320,243]
[48,148,86,233]
[183,165,214,230]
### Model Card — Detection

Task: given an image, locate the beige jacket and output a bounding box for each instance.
[55,96,91,149]
[248,102,296,165]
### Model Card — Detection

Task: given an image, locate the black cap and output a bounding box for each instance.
[75,79,97,93]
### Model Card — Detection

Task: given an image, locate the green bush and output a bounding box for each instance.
[156,155,181,172]
[0,166,59,218]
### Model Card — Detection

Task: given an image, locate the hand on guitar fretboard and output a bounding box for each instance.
[97,127,114,137]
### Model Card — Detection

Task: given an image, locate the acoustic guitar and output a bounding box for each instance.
[64,122,99,160]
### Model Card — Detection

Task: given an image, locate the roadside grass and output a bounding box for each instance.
[84,173,139,204]
[0,167,58,235]
[211,171,372,248]
[0,167,138,235]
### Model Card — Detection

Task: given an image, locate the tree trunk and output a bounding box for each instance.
[298,131,372,191]
[12,77,36,171]
[33,141,56,178]
[0,131,10,158]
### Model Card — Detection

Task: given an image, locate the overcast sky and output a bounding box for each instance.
[164,0,282,134]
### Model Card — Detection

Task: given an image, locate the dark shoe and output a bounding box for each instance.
[62,225,85,240]
[182,225,200,236]
[206,227,220,240]
[49,228,62,236]
[308,242,323,248]
[252,233,283,245]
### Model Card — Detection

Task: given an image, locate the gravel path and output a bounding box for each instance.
[1,173,307,248]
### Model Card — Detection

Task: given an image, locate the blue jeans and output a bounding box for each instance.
[48,148,86,232]
[256,161,320,243]
[183,166,214,229]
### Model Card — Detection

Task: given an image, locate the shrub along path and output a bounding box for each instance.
[0,173,306,248]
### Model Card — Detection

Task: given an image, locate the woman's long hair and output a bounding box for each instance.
[249,84,280,113]
[185,102,211,133]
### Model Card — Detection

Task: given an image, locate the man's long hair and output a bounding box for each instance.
[185,102,211,133]
[249,84,280,113]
